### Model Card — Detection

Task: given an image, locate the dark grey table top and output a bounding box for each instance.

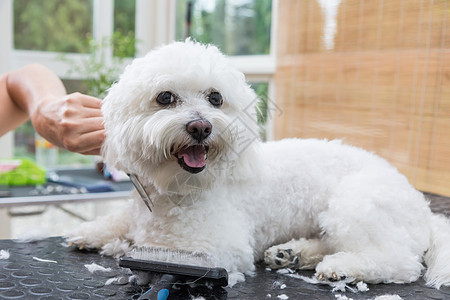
[0,192,449,299]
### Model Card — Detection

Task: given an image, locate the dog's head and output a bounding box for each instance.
[102,40,261,195]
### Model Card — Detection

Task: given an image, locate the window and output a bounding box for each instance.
[251,82,269,140]
[113,0,136,57]
[11,0,138,169]
[14,0,93,53]
[12,0,95,168]
[12,0,94,168]
[175,0,272,55]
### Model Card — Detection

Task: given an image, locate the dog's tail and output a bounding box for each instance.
[424,213,450,289]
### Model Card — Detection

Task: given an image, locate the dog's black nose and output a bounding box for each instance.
[186,119,212,142]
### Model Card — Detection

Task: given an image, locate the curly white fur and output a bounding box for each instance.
[67,40,450,289]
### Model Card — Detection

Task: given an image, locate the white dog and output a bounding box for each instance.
[68,40,450,288]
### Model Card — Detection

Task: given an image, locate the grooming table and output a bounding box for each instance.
[0,193,449,300]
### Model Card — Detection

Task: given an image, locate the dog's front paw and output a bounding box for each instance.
[316,271,347,282]
[66,234,99,251]
[66,237,88,250]
[65,221,109,251]
[314,253,358,283]
[264,246,299,269]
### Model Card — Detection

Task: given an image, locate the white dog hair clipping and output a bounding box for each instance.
[127,173,154,213]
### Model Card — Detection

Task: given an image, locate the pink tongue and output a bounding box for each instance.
[178,146,206,168]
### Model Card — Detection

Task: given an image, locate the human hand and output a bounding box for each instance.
[31,92,105,155]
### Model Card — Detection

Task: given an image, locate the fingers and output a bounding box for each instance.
[33,92,106,155]
[61,106,103,120]
[61,94,103,118]
[62,117,103,137]
[78,130,105,155]
[68,92,103,109]
[79,117,104,134]
[81,147,102,156]
[62,128,105,155]
[59,116,105,152]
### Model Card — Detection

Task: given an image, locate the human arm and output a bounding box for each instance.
[0,64,105,155]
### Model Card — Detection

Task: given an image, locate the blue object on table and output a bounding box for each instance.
[139,274,177,300]
[47,173,114,193]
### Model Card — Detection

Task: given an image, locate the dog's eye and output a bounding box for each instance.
[156,91,176,106]
[208,91,223,107]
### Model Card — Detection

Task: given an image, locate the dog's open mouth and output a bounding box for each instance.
[175,145,209,174]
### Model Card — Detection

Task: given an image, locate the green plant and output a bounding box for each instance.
[61,33,137,98]
[14,0,92,53]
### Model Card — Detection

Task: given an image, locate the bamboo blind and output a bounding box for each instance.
[274,0,450,196]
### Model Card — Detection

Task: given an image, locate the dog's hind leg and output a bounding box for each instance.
[315,250,424,283]
[264,238,330,270]
[314,169,430,284]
